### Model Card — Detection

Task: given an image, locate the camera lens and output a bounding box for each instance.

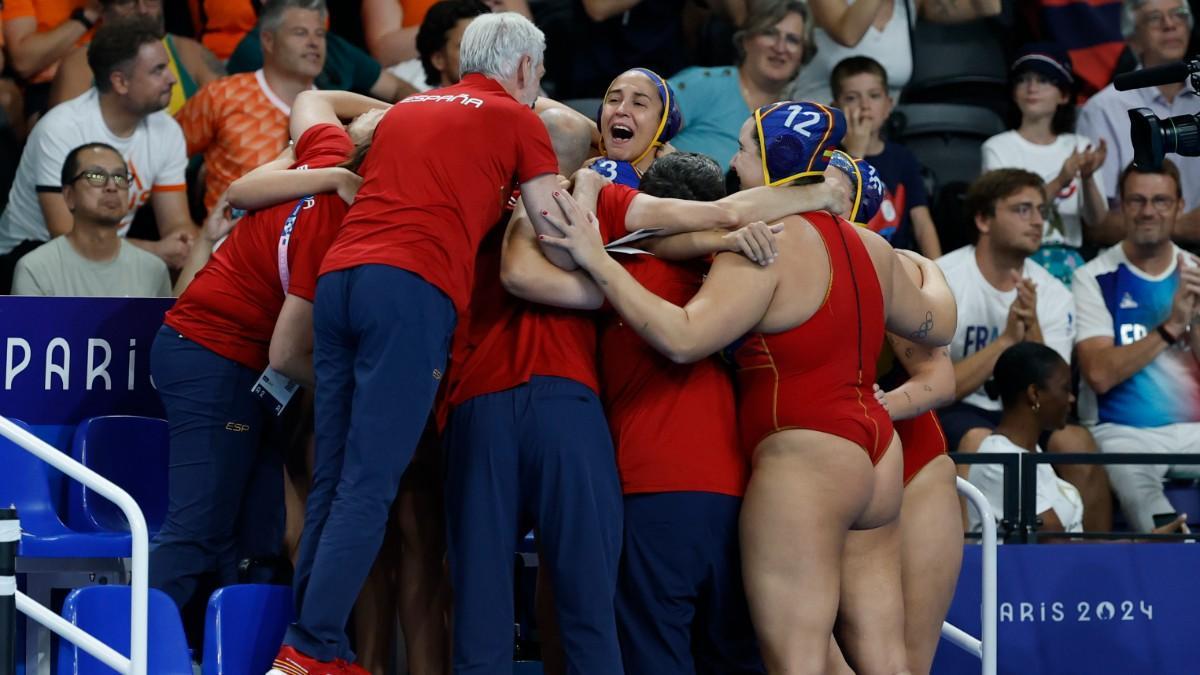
[1129,107,1200,170]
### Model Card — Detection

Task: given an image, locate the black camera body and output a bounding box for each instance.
[1118,58,1200,170]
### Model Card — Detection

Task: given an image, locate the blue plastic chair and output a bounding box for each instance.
[56,585,192,675]
[0,418,129,558]
[69,416,169,534]
[201,585,294,675]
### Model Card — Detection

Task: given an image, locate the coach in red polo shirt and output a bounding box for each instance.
[274,13,567,674]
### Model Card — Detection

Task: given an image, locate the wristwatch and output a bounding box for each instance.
[70,7,96,30]
[1157,323,1180,346]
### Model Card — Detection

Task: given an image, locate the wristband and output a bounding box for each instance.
[1157,324,1180,346]
[70,8,95,30]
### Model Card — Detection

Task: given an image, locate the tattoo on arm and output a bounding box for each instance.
[903,391,913,407]
[922,384,933,392]
[904,347,914,359]
[909,312,934,340]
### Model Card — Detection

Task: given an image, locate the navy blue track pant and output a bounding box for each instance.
[285,265,455,662]
[445,376,624,674]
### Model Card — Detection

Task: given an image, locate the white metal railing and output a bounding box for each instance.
[0,416,147,675]
[940,477,997,675]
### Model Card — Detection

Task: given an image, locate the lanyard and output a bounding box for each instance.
[277,196,313,294]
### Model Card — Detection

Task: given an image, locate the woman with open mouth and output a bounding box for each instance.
[591,67,682,188]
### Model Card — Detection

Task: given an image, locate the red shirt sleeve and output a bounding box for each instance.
[513,107,559,184]
[293,123,353,168]
[596,183,640,243]
[286,198,347,301]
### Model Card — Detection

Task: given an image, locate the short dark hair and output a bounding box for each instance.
[417,0,490,86]
[965,169,1046,242]
[830,56,889,100]
[260,0,327,34]
[1119,159,1182,200]
[640,152,726,201]
[87,15,163,93]
[984,342,1066,408]
[60,143,126,187]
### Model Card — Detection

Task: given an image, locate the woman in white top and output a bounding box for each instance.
[982,43,1108,287]
[968,342,1085,535]
[791,0,1002,105]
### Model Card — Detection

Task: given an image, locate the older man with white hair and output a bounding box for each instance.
[1078,0,1200,243]
[270,12,565,674]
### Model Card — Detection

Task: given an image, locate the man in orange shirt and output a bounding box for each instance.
[176,0,325,213]
[1,0,99,116]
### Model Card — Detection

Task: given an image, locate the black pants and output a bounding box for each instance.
[0,240,45,294]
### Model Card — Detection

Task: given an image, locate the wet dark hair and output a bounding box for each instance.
[417,0,490,86]
[640,152,726,201]
[984,342,1066,408]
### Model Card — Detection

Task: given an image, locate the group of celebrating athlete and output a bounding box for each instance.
[153,12,963,675]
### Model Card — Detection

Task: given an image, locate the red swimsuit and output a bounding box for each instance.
[734,211,895,463]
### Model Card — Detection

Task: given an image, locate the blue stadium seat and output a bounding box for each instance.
[0,418,129,558]
[56,585,192,675]
[1163,480,1200,527]
[201,585,294,675]
[68,416,169,534]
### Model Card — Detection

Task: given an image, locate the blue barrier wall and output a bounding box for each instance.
[935,543,1200,674]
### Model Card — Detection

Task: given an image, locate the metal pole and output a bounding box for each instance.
[0,508,17,675]
[957,477,998,675]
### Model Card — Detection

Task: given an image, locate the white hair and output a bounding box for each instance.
[1120,0,1192,40]
[459,12,546,81]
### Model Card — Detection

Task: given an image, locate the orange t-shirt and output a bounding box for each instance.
[1,0,91,83]
[175,70,299,211]
[400,0,440,27]
[187,0,257,60]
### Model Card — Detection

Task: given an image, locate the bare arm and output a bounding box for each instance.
[3,12,94,81]
[883,253,955,419]
[715,182,845,227]
[1076,334,1177,395]
[290,89,390,142]
[538,190,779,363]
[369,70,419,103]
[361,0,418,65]
[151,190,199,239]
[874,243,958,346]
[227,167,360,210]
[172,36,226,86]
[910,205,943,258]
[269,296,315,387]
[36,192,74,238]
[518,173,580,271]
[46,47,90,108]
[174,194,236,296]
[1079,177,1109,235]
[581,0,643,22]
[808,0,887,47]
[917,0,1002,22]
[500,203,605,309]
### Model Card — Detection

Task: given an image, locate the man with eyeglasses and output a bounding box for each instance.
[933,170,1113,531]
[10,142,170,297]
[1073,160,1200,531]
[1079,0,1200,245]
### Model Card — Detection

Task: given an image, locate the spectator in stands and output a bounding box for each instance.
[177,0,326,214]
[834,56,941,256]
[48,0,225,115]
[0,16,195,293]
[669,0,809,171]
[187,0,257,60]
[226,1,418,103]
[790,0,1002,105]
[967,342,1085,535]
[388,0,491,91]
[1073,160,1200,532]
[1079,0,1200,244]
[11,143,170,296]
[983,44,1108,287]
[362,0,528,69]
[937,168,1112,530]
[2,0,100,118]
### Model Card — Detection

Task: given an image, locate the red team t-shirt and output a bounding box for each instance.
[164,123,353,371]
[595,193,748,497]
[319,74,559,314]
[445,185,640,408]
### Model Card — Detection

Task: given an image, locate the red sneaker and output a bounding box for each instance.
[267,645,344,675]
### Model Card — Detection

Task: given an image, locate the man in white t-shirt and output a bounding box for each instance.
[0,15,196,293]
[937,169,1111,528]
[1073,160,1200,532]
[12,143,171,298]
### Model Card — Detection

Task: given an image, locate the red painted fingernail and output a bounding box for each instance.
[541,210,548,216]
[538,235,545,240]
[553,191,560,197]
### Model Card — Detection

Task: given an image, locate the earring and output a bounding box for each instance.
[1032,400,1041,412]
